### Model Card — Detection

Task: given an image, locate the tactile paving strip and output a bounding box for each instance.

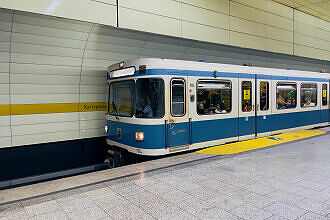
[197,129,326,155]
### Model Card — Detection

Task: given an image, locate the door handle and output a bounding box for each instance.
[169,119,175,129]
[252,104,255,111]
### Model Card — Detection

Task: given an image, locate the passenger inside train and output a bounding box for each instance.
[197,80,231,115]
[277,83,297,109]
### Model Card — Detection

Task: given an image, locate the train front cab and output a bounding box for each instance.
[106,62,330,156]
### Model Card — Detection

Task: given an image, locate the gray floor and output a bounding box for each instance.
[1,130,330,220]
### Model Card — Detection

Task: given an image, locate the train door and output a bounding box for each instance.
[166,77,190,149]
[256,76,272,137]
[238,76,256,140]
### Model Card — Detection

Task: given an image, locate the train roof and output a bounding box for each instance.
[108,58,330,80]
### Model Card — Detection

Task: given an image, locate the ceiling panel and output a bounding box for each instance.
[273,0,330,22]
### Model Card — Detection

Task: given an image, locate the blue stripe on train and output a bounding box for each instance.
[107,109,329,150]
[132,69,328,82]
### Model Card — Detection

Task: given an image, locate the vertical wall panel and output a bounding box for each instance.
[293,11,330,61]
[120,0,181,19]
[182,3,229,29]
[182,21,229,45]
[266,39,293,55]
[230,17,265,37]
[181,0,229,14]
[266,26,293,43]
[230,1,265,24]
[233,0,266,10]
[0,9,12,148]
[0,0,117,27]
[266,13,293,31]
[230,31,266,51]
[118,7,181,38]
[265,0,293,19]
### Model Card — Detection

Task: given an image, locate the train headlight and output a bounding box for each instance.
[105,125,108,133]
[135,132,144,141]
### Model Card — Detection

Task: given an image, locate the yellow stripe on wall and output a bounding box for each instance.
[0,102,107,116]
[0,105,10,116]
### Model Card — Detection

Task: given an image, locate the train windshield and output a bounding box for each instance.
[109,80,135,117]
[136,78,165,118]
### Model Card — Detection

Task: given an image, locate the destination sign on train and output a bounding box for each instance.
[110,67,135,78]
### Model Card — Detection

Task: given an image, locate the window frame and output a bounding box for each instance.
[276,82,297,110]
[259,81,269,111]
[241,81,253,112]
[170,78,186,117]
[300,82,318,108]
[109,79,135,117]
[196,79,232,116]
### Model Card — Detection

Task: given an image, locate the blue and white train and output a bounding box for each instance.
[105,58,329,156]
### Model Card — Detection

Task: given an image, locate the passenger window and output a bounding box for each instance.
[136,78,165,118]
[322,84,327,106]
[301,83,317,108]
[197,80,231,115]
[260,82,269,111]
[171,79,185,116]
[276,83,297,110]
[241,81,252,112]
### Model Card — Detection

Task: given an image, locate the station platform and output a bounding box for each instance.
[1,128,330,220]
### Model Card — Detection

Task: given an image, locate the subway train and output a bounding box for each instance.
[105,58,329,156]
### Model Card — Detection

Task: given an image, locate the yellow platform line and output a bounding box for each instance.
[197,129,326,155]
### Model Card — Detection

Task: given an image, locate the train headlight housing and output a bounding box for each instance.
[105,125,108,133]
[135,132,144,141]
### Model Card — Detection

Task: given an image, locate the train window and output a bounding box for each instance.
[301,83,317,108]
[260,82,269,111]
[322,84,327,106]
[136,78,165,118]
[197,80,232,115]
[109,80,135,117]
[171,79,185,117]
[241,81,252,112]
[276,83,297,109]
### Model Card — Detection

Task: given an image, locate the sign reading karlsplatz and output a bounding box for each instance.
[80,102,107,112]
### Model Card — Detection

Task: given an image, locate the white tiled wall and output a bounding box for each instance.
[0,0,329,60]
[118,0,329,60]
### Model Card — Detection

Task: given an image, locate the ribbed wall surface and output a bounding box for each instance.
[0,8,329,149]
[0,0,329,61]
[0,9,107,148]
[119,0,330,60]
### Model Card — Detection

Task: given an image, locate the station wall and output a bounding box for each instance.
[0,6,329,150]
[1,0,329,61]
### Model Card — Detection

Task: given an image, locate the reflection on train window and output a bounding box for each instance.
[260,81,269,111]
[109,80,135,117]
[136,78,165,118]
[301,83,317,108]
[171,79,185,117]
[197,80,232,115]
[322,84,327,106]
[276,83,297,109]
[241,81,252,112]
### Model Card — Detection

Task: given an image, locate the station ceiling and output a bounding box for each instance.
[273,0,330,22]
